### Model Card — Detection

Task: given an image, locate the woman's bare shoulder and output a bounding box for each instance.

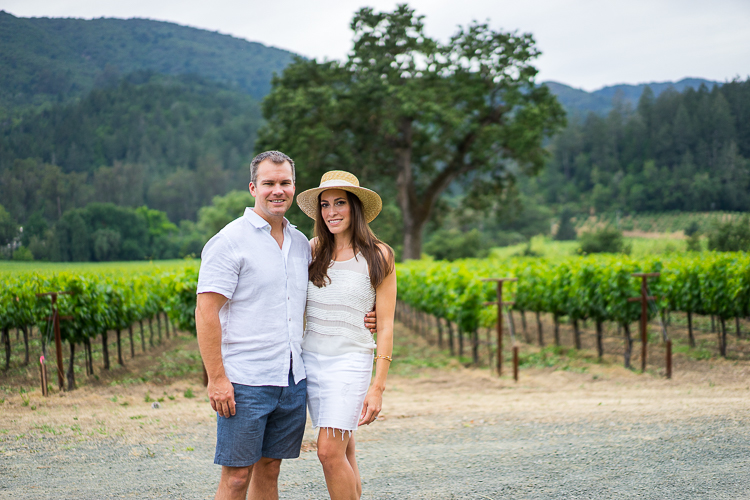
[375,242,395,265]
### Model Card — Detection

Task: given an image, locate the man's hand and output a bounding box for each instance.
[208,375,236,418]
[365,308,377,333]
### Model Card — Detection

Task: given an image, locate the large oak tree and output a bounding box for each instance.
[257,4,565,259]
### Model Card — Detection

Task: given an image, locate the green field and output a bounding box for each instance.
[488,234,701,260]
[0,259,197,275]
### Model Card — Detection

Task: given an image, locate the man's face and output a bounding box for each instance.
[249,159,295,222]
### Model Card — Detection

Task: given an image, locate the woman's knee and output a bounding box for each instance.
[317,432,347,467]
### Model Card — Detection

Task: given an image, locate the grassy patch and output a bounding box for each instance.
[673,341,714,361]
[518,345,599,373]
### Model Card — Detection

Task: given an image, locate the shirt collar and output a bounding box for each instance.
[243,207,296,230]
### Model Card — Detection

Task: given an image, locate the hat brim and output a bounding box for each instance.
[296,185,382,223]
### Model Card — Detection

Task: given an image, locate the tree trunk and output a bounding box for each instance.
[447,320,455,356]
[85,339,93,376]
[687,312,695,347]
[436,316,443,348]
[596,321,604,359]
[660,310,669,343]
[156,314,162,343]
[67,341,76,390]
[2,327,9,371]
[163,312,169,339]
[710,315,716,333]
[148,317,155,346]
[129,325,135,358]
[21,325,29,366]
[458,328,464,358]
[508,310,516,341]
[116,329,124,366]
[472,329,479,366]
[719,317,727,358]
[623,323,633,369]
[521,311,529,343]
[165,314,173,337]
[735,317,741,338]
[485,327,492,368]
[101,330,110,370]
[139,320,146,352]
[536,312,544,347]
[553,315,560,346]
[572,319,581,350]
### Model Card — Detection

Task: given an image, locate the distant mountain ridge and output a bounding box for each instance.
[0,11,295,109]
[544,78,723,116]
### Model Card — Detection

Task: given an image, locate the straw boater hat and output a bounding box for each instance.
[297,171,382,223]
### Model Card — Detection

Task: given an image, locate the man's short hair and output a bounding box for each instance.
[251,151,296,186]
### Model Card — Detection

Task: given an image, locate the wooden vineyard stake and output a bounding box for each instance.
[628,273,660,374]
[482,277,518,378]
[40,356,49,396]
[36,291,73,391]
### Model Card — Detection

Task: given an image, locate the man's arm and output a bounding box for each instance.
[195,292,235,418]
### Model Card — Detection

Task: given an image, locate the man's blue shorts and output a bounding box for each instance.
[214,369,307,467]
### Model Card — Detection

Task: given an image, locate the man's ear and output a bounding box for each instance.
[249,182,257,197]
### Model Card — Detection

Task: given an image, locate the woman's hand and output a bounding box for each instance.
[359,387,383,426]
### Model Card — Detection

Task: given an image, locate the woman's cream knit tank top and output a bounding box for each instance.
[302,253,377,356]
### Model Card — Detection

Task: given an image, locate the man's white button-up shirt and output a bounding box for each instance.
[197,208,311,386]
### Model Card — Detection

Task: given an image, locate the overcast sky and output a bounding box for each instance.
[3,0,749,91]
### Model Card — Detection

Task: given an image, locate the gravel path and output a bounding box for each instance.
[3,366,750,500]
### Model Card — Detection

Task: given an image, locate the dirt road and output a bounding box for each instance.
[3,350,750,499]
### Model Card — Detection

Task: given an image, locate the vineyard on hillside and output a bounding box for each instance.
[2,252,750,390]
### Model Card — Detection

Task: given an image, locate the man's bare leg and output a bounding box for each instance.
[248,457,281,500]
[216,465,251,500]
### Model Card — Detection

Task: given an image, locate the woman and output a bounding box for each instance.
[297,170,396,500]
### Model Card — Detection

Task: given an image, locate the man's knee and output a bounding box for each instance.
[255,457,281,479]
[221,466,252,491]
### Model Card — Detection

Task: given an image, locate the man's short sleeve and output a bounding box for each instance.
[197,233,240,299]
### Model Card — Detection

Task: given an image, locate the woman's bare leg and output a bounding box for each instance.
[346,435,362,498]
[317,428,358,500]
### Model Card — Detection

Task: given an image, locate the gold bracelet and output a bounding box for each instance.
[374,354,392,362]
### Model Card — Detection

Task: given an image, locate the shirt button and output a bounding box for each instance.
[288,318,291,322]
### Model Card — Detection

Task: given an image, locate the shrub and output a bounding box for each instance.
[707,216,750,252]
[554,208,577,241]
[578,226,630,254]
[423,228,490,261]
[12,246,34,261]
[684,221,700,237]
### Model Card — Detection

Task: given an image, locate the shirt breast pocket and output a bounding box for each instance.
[291,257,309,292]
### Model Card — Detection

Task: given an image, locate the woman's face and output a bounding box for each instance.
[320,189,352,237]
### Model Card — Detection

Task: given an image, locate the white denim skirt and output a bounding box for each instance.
[302,349,373,432]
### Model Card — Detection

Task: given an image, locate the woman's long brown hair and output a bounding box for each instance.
[309,190,394,289]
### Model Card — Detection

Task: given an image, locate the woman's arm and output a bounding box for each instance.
[359,245,397,425]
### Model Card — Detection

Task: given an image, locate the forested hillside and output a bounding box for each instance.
[0,73,261,224]
[544,78,721,116]
[0,11,294,109]
[534,79,750,213]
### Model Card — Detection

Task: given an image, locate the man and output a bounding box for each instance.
[195,151,375,500]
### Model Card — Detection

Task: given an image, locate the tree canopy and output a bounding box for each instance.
[535,79,750,213]
[257,4,566,258]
